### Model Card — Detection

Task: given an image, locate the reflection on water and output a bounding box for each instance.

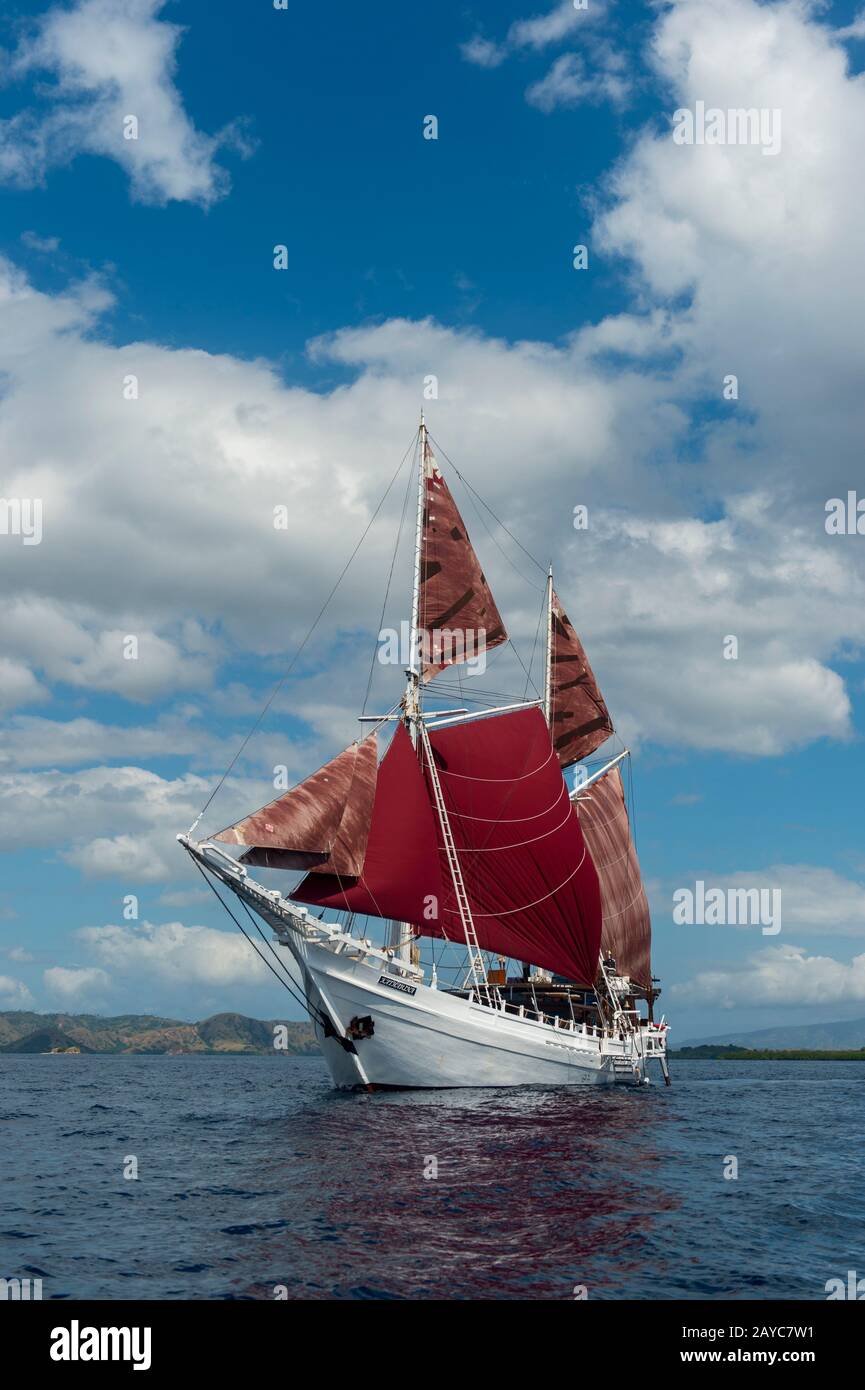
[1,1056,861,1299]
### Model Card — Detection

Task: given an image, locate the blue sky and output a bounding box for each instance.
[1,0,865,1042]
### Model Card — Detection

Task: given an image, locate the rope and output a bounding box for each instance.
[428,430,547,582]
[361,440,417,716]
[192,860,327,1027]
[191,430,418,830]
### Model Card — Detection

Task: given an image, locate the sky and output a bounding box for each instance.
[1,0,864,1043]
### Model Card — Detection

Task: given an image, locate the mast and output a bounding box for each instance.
[543,564,553,726]
[405,413,426,739]
[394,414,427,965]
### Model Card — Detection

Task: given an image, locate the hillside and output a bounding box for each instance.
[672,1043,865,1061]
[680,1016,865,1050]
[0,1011,317,1055]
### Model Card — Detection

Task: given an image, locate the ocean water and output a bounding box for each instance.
[1,1055,861,1301]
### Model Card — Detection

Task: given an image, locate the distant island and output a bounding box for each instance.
[672,1043,865,1061]
[678,1015,865,1050]
[0,1011,318,1056]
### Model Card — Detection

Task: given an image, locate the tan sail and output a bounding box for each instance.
[549,589,613,768]
[212,735,377,875]
[575,765,651,990]
[419,437,507,681]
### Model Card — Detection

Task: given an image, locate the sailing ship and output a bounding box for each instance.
[179,418,669,1089]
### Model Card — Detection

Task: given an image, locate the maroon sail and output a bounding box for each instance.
[419,437,508,681]
[549,589,613,769]
[575,765,651,990]
[213,735,377,876]
[292,723,445,923]
[422,706,602,985]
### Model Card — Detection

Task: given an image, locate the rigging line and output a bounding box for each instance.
[427,430,547,582]
[192,860,326,1026]
[362,434,417,716]
[523,584,547,702]
[191,429,419,830]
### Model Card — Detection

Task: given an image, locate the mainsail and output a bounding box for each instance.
[419,436,507,681]
[423,706,602,985]
[575,765,652,990]
[293,708,603,986]
[549,589,613,769]
[212,735,378,875]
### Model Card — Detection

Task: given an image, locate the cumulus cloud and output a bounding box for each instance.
[526,49,630,111]
[0,973,35,1007]
[78,919,269,987]
[0,764,213,880]
[0,714,216,770]
[461,1,626,109]
[675,944,865,1008]
[0,243,861,768]
[1,0,865,896]
[0,0,247,205]
[0,657,48,712]
[672,865,865,935]
[43,964,110,1002]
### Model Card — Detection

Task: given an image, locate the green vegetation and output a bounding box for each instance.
[0,1010,317,1055]
[672,1043,865,1060]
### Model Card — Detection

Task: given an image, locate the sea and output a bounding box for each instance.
[1,1055,862,1301]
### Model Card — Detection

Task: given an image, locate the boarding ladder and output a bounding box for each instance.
[419,721,491,1007]
[597,954,645,1080]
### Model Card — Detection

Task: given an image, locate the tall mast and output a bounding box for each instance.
[393,414,427,966]
[543,564,554,727]
[405,412,426,743]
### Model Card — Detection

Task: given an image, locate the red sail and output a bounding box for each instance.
[213,736,377,876]
[419,438,507,681]
[574,766,652,990]
[550,589,613,769]
[423,706,602,985]
[292,723,445,923]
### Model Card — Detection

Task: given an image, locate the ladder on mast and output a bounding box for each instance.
[419,719,491,1007]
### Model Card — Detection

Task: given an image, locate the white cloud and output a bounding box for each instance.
[0,714,215,770]
[461,1,623,109]
[675,944,865,1007]
[706,866,865,936]
[20,230,60,253]
[672,865,865,935]
[0,973,34,1006]
[0,764,213,880]
[835,10,865,41]
[43,964,110,1002]
[79,919,269,987]
[0,0,864,798]
[6,946,34,962]
[0,0,246,206]
[0,244,861,764]
[526,50,630,111]
[0,657,47,712]
[459,37,506,69]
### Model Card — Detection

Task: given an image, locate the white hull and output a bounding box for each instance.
[180,838,668,1091]
[298,935,616,1090]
